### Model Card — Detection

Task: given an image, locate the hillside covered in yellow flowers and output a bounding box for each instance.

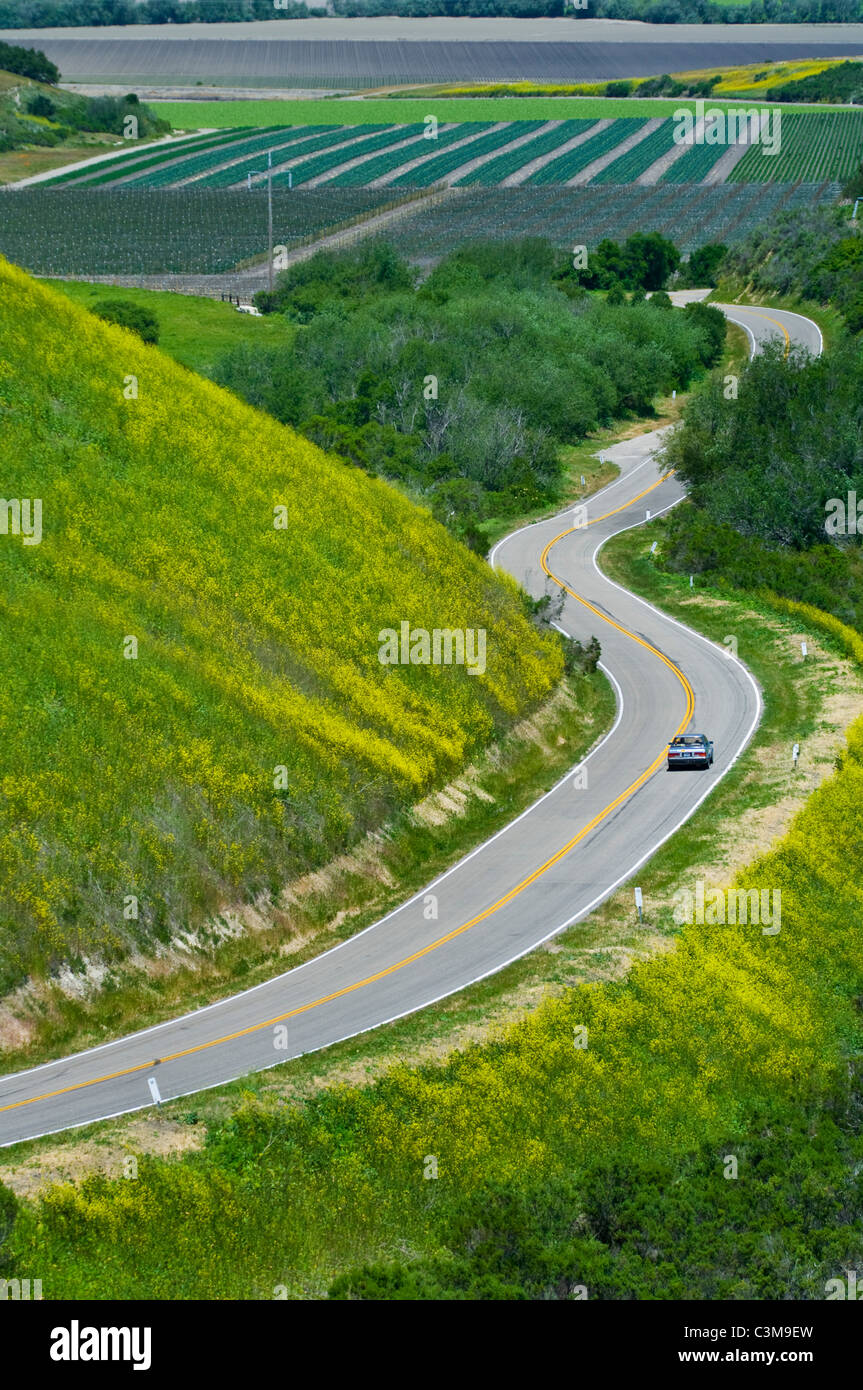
[0,260,561,992]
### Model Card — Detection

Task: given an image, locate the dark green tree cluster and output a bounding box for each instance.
[759,59,863,103]
[666,343,863,550]
[679,242,728,288]
[0,0,320,24]
[659,339,863,626]
[92,299,160,344]
[0,39,58,83]
[2,0,856,24]
[567,232,681,293]
[216,237,722,550]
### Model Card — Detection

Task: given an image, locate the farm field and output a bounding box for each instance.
[381,182,839,261]
[0,187,416,274]
[729,109,863,183]
[13,28,863,91]
[0,183,840,279]
[155,95,862,130]
[37,111,863,191]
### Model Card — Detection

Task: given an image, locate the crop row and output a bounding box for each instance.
[190,126,380,190]
[328,123,492,188]
[729,110,863,183]
[526,119,646,186]
[660,139,730,185]
[271,125,430,188]
[387,122,543,188]
[590,120,679,185]
[454,119,597,188]
[46,127,254,186]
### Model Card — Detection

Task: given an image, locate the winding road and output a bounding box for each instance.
[0,303,821,1147]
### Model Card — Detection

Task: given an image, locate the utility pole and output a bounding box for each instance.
[267,149,273,293]
[248,149,275,292]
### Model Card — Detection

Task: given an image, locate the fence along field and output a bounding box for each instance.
[37,113,863,191]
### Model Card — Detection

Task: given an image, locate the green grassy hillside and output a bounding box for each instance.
[0,260,561,991]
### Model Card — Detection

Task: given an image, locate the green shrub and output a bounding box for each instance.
[91,298,160,343]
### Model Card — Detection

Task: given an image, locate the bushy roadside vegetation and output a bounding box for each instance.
[660,346,863,623]
[214,237,723,550]
[7,600,863,1299]
[720,203,863,334]
[0,258,563,990]
[0,79,169,156]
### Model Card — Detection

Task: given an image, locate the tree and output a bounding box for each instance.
[26,92,56,119]
[621,232,681,291]
[0,40,60,84]
[685,242,728,286]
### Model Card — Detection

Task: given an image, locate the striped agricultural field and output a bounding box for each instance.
[33,113,863,192]
[452,119,598,187]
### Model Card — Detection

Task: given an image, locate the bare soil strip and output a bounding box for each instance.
[703,110,771,184]
[636,115,708,185]
[370,120,509,188]
[503,118,610,186]
[568,116,663,186]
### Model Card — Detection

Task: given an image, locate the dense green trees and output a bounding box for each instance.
[667,343,863,549]
[0,39,58,84]
[721,206,862,337]
[568,232,681,293]
[1,0,857,24]
[216,238,722,548]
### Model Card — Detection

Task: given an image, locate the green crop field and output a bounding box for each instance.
[729,109,863,183]
[37,109,863,195]
[0,187,415,274]
[157,96,848,129]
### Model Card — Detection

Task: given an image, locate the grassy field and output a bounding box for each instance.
[158,94,849,131]
[0,259,563,995]
[42,279,295,376]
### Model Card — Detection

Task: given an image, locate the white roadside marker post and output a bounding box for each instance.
[634,886,643,923]
[148,1076,162,1107]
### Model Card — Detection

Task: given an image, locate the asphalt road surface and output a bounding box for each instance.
[0,303,821,1147]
